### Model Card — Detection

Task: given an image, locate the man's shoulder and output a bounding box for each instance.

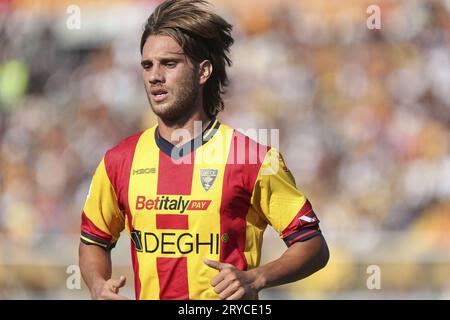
[221,122,268,147]
[220,122,272,166]
[104,126,156,165]
[106,131,144,158]
[101,127,157,183]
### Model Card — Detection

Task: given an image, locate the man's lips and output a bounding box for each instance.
[150,87,168,103]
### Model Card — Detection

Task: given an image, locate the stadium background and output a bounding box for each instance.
[0,0,449,299]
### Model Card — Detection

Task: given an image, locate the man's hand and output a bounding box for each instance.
[204,259,263,300]
[92,275,129,300]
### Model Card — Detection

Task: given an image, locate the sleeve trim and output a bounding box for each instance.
[80,231,116,251]
[283,228,322,247]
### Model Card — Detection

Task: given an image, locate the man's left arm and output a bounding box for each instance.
[204,234,329,300]
[205,148,330,300]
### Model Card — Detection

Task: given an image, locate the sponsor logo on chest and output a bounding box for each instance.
[135,195,211,213]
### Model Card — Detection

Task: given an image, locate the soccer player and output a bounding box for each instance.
[79,0,329,300]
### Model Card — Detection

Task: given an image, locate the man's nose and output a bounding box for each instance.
[149,65,164,84]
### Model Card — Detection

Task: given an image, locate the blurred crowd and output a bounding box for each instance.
[0,0,449,298]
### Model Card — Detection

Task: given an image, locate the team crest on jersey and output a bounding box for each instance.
[200,169,218,191]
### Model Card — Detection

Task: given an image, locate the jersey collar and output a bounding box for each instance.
[155,117,221,160]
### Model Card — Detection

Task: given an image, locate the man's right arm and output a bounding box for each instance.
[79,157,128,299]
[79,242,128,300]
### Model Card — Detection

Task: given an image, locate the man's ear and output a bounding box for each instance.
[198,60,213,85]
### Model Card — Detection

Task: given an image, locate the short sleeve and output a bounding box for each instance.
[80,158,125,251]
[251,148,322,247]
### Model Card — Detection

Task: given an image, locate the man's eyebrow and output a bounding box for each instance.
[140,59,151,66]
[141,53,186,64]
[166,51,185,56]
[140,57,183,65]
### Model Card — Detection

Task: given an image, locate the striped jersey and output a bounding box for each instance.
[80,118,321,300]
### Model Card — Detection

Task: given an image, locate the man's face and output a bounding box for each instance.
[141,35,199,121]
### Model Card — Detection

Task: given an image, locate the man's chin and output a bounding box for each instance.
[151,104,188,122]
[150,102,171,117]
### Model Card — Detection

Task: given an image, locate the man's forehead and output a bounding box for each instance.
[142,35,185,57]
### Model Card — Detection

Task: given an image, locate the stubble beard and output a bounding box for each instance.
[147,73,200,124]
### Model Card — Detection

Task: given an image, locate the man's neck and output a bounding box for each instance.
[157,111,213,146]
